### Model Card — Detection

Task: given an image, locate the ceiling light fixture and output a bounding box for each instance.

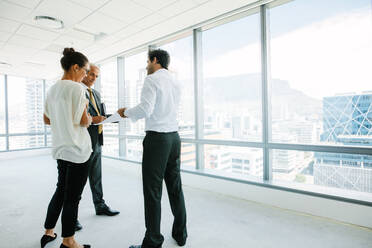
[0,61,12,67]
[34,16,64,29]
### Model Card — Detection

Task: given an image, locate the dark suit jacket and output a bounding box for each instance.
[86,88,104,148]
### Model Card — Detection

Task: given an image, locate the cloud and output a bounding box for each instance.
[203,8,372,99]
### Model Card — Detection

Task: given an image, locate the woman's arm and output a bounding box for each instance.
[80,107,92,127]
[43,114,50,125]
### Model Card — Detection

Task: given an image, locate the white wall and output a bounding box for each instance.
[181,172,372,229]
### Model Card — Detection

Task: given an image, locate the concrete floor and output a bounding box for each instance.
[1,154,372,248]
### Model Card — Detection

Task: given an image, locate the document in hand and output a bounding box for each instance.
[94,112,122,125]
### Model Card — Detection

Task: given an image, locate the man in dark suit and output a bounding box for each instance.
[76,64,120,231]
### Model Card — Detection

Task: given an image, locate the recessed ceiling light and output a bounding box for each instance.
[0,61,12,67]
[34,16,64,29]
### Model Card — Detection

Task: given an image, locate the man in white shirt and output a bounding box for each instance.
[118,49,187,248]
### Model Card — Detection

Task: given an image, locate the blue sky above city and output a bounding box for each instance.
[202,0,372,99]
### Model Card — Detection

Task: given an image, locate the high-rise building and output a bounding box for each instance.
[315,93,372,193]
[321,93,372,142]
[26,79,44,148]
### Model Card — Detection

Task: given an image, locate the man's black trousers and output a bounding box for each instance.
[141,131,187,248]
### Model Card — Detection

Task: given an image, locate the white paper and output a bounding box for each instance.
[94,112,122,125]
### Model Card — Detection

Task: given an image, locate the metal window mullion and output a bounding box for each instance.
[193,28,205,171]
[4,74,9,151]
[268,142,372,156]
[260,5,272,181]
[117,56,126,158]
[8,132,45,136]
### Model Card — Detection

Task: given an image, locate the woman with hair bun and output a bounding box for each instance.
[40,48,92,248]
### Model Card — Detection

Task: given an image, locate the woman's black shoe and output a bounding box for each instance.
[40,233,57,248]
[60,243,91,248]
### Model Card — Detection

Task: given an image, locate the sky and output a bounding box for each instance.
[202,0,372,99]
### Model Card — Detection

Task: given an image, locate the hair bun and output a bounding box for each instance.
[63,47,75,56]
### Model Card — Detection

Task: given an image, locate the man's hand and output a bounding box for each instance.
[92,116,106,124]
[117,108,127,118]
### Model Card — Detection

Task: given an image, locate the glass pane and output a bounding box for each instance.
[0,137,5,151]
[124,51,147,136]
[8,77,44,134]
[102,137,119,157]
[124,138,143,162]
[47,134,52,147]
[9,135,44,150]
[100,60,119,135]
[269,0,372,145]
[0,75,5,134]
[160,36,195,138]
[204,145,263,179]
[202,12,262,141]
[45,79,56,134]
[181,143,196,169]
[119,139,196,166]
[272,149,372,194]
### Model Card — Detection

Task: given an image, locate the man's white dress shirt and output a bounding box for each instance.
[124,69,181,132]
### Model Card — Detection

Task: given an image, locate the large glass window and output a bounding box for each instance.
[45,79,55,139]
[102,137,119,157]
[100,60,119,135]
[204,145,263,179]
[123,138,143,162]
[160,36,195,138]
[8,77,44,134]
[9,135,44,150]
[124,51,147,136]
[7,76,44,149]
[268,0,372,145]
[272,149,372,194]
[0,137,5,151]
[0,75,5,134]
[202,12,262,141]
[100,60,119,156]
[268,0,372,192]
[181,143,196,169]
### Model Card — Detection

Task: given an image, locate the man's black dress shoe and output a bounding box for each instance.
[172,235,186,246]
[60,244,90,248]
[175,239,186,246]
[75,220,83,231]
[40,233,57,248]
[96,205,120,216]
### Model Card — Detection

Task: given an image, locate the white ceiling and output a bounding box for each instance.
[0,0,257,79]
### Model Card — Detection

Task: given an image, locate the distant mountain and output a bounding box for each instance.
[203,73,321,114]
